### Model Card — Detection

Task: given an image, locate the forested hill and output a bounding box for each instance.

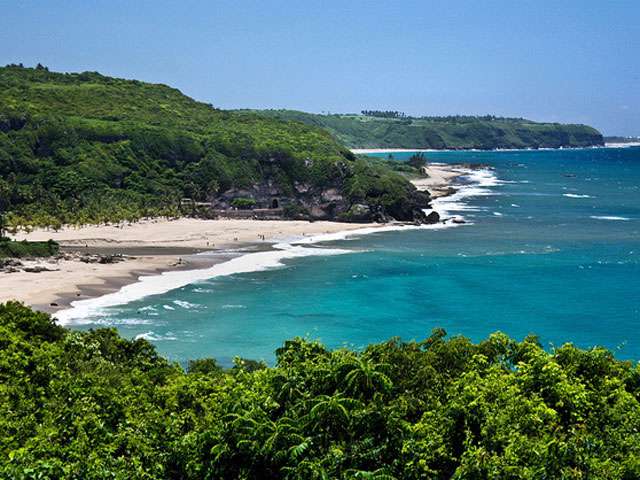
[0,65,429,227]
[244,110,604,150]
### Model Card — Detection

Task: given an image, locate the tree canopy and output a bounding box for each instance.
[1,302,639,479]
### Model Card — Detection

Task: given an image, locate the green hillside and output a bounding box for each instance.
[0,65,429,227]
[2,302,639,478]
[246,110,604,150]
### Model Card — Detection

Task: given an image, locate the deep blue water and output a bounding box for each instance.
[68,148,640,365]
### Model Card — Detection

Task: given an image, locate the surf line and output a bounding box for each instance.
[55,167,502,324]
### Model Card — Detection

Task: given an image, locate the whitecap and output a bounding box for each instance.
[92,317,155,326]
[221,304,247,309]
[590,216,630,221]
[162,305,175,310]
[135,331,178,341]
[114,318,155,325]
[563,193,593,199]
[173,300,201,309]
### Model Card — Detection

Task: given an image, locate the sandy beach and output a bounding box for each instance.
[1,163,462,313]
[411,163,462,197]
[1,219,378,311]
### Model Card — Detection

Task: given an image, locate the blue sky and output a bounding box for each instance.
[2,0,638,135]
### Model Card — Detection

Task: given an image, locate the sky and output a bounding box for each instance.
[1,0,638,135]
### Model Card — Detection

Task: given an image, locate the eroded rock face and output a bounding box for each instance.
[343,203,372,222]
[321,188,343,202]
[207,179,435,224]
[424,211,440,224]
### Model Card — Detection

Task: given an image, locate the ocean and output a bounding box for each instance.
[60,147,640,366]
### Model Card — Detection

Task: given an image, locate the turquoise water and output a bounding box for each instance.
[67,148,640,365]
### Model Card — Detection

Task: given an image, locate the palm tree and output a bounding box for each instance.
[340,357,393,399]
[306,393,362,435]
[262,416,306,460]
[272,371,306,406]
[0,178,11,239]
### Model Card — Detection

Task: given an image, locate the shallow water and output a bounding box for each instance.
[65,147,640,365]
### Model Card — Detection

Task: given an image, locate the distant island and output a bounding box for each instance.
[0,65,432,228]
[243,109,604,150]
[604,136,640,146]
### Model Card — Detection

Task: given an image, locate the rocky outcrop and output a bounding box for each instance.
[207,180,435,224]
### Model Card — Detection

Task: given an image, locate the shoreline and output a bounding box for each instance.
[351,144,637,155]
[1,221,379,313]
[1,162,467,317]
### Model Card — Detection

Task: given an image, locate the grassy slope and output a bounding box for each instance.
[0,67,424,226]
[245,110,604,149]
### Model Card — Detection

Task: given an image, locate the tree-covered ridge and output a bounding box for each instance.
[1,302,639,479]
[244,109,604,150]
[0,65,428,227]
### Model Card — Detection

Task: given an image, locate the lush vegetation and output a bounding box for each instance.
[230,197,257,210]
[0,65,426,227]
[245,110,604,150]
[1,301,639,478]
[0,238,59,258]
[407,153,428,170]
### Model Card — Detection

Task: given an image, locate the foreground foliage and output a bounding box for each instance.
[1,302,639,479]
[0,65,423,227]
[247,110,604,150]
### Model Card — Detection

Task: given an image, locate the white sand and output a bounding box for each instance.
[1,219,377,309]
[0,255,175,310]
[9,218,377,249]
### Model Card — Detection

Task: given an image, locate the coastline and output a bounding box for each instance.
[1,162,466,318]
[352,144,636,155]
[352,148,438,154]
[1,219,379,313]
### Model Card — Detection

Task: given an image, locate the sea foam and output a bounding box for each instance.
[135,331,178,342]
[55,244,354,324]
[590,216,631,221]
[563,193,594,199]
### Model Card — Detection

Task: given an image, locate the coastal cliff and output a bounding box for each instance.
[243,109,605,150]
[0,66,432,227]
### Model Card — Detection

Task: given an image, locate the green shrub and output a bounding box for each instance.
[230,197,257,209]
[0,238,59,258]
[1,302,639,478]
